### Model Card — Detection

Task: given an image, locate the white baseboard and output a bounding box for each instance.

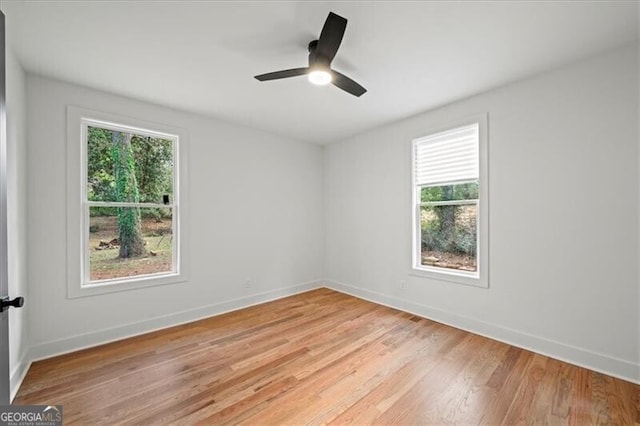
[324,280,640,385]
[18,278,639,395]
[29,280,324,362]
[10,353,31,403]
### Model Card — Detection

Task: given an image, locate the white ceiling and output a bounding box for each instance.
[2,1,638,144]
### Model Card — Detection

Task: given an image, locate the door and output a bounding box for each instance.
[0,9,10,405]
[0,10,24,405]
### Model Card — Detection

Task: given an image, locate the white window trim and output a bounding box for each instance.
[66,106,189,298]
[410,113,489,288]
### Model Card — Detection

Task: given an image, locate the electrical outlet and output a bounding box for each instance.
[399,280,407,290]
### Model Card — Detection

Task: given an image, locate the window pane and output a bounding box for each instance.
[420,182,478,203]
[88,207,173,282]
[87,126,174,204]
[420,204,477,272]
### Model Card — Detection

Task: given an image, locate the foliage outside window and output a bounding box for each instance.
[412,121,486,284]
[419,182,478,272]
[83,120,178,284]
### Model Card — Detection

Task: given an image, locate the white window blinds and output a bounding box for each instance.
[414,123,479,186]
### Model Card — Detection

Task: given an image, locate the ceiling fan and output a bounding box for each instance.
[254,12,367,97]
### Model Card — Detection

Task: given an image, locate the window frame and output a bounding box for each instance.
[410,114,489,288]
[67,106,189,298]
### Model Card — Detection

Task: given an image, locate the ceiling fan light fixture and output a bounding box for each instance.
[308,69,332,85]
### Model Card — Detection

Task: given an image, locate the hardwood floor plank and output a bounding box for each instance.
[13,288,639,425]
[235,314,413,424]
[478,347,535,424]
[375,332,485,424]
[420,338,507,424]
[502,353,549,424]
[570,367,594,426]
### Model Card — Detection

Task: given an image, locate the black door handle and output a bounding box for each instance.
[0,296,24,313]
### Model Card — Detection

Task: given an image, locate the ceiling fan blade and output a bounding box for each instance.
[254,67,309,81]
[330,70,367,97]
[316,12,347,64]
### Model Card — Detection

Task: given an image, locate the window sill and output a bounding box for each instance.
[68,272,187,299]
[409,266,488,288]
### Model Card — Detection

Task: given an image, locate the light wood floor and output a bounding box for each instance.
[14,288,639,425]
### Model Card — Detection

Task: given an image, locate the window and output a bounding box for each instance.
[67,107,188,297]
[411,116,488,287]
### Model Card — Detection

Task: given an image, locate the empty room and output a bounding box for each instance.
[0,1,638,424]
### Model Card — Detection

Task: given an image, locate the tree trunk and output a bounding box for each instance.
[439,185,456,252]
[112,131,146,258]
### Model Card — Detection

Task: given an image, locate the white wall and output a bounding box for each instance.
[26,76,324,358]
[6,46,29,397]
[17,40,640,386]
[324,44,640,382]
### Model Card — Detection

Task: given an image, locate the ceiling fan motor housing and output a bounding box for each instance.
[308,40,329,69]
